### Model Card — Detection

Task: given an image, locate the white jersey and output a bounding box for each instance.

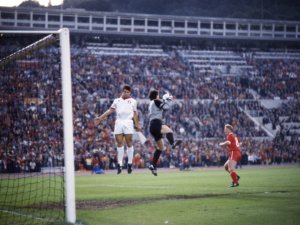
[110,97,137,121]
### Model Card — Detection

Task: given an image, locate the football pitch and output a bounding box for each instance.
[75,166,300,225]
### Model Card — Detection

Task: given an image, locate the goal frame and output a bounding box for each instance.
[0,28,76,224]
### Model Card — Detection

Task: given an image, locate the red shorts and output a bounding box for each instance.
[228,151,241,162]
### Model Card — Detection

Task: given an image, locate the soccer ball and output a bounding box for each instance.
[162,92,173,101]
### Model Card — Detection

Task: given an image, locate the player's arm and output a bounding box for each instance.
[219,141,231,146]
[154,99,171,111]
[133,111,141,131]
[219,134,234,146]
[95,108,115,125]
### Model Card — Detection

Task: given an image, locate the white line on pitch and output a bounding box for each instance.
[0,209,49,221]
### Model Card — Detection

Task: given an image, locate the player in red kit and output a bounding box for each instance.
[219,124,241,187]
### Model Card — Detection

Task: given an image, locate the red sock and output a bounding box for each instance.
[230,171,238,183]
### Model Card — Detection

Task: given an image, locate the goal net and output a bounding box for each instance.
[0,29,75,224]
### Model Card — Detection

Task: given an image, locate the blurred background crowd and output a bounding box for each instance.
[0,39,299,173]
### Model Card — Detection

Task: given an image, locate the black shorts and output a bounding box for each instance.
[149,119,163,141]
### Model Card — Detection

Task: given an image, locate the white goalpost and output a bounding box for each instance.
[0,28,76,224]
[59,28,76,224]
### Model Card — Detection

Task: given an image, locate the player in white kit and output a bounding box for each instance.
[95,85,141,174]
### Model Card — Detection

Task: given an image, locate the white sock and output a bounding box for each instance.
[117,147,124,166]
[127,146,134,164]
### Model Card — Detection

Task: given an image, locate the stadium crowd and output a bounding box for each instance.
[0,43,299,173]
[247,57,300,100]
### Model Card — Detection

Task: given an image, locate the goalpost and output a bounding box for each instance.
[0,29,76,224]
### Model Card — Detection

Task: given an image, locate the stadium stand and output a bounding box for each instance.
[0,40,299,173]
[179,50,251,76]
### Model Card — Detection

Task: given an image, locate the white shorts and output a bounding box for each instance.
[114,119,134,135]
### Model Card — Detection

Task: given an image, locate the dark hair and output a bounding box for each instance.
[122,85,131,92]
[149,90,159,100]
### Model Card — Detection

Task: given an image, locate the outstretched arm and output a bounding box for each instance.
[154,98,172,111]
[95,108,115,126]
[219,141,231,146]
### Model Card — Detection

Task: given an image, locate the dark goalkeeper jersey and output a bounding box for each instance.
[148,99,171,122]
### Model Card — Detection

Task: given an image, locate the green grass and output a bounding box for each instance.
[76,166,300,225]
[1,166,299,225]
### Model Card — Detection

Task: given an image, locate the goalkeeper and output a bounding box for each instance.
[148,89,182,176]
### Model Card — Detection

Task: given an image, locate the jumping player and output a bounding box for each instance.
[148,90,182,176]
[219,124,241,187]
[95,85,141,174]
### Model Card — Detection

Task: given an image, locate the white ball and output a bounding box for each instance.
[162,92,173,101]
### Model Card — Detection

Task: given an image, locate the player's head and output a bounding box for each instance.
[122,85,131,92]
[121,85,131,98]
[224,124,234,134]
[149,89,159,100]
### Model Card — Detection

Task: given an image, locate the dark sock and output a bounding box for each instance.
[166,132,174,145]
[152,149,162,167]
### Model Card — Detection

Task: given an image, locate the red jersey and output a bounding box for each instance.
[226,133,241,153]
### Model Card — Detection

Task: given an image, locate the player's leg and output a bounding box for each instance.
[224,160,229,173]
[149,138,164,176]
[161,125,173,145]
[115,133,125,174]
[123,120,135,174]
[161,125,182,149]
[124,133,134,174]
[149,119,163,176]
[228,159,239,187]
[152,138,164,169]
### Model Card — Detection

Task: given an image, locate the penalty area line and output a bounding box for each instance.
[0,208,51,221]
